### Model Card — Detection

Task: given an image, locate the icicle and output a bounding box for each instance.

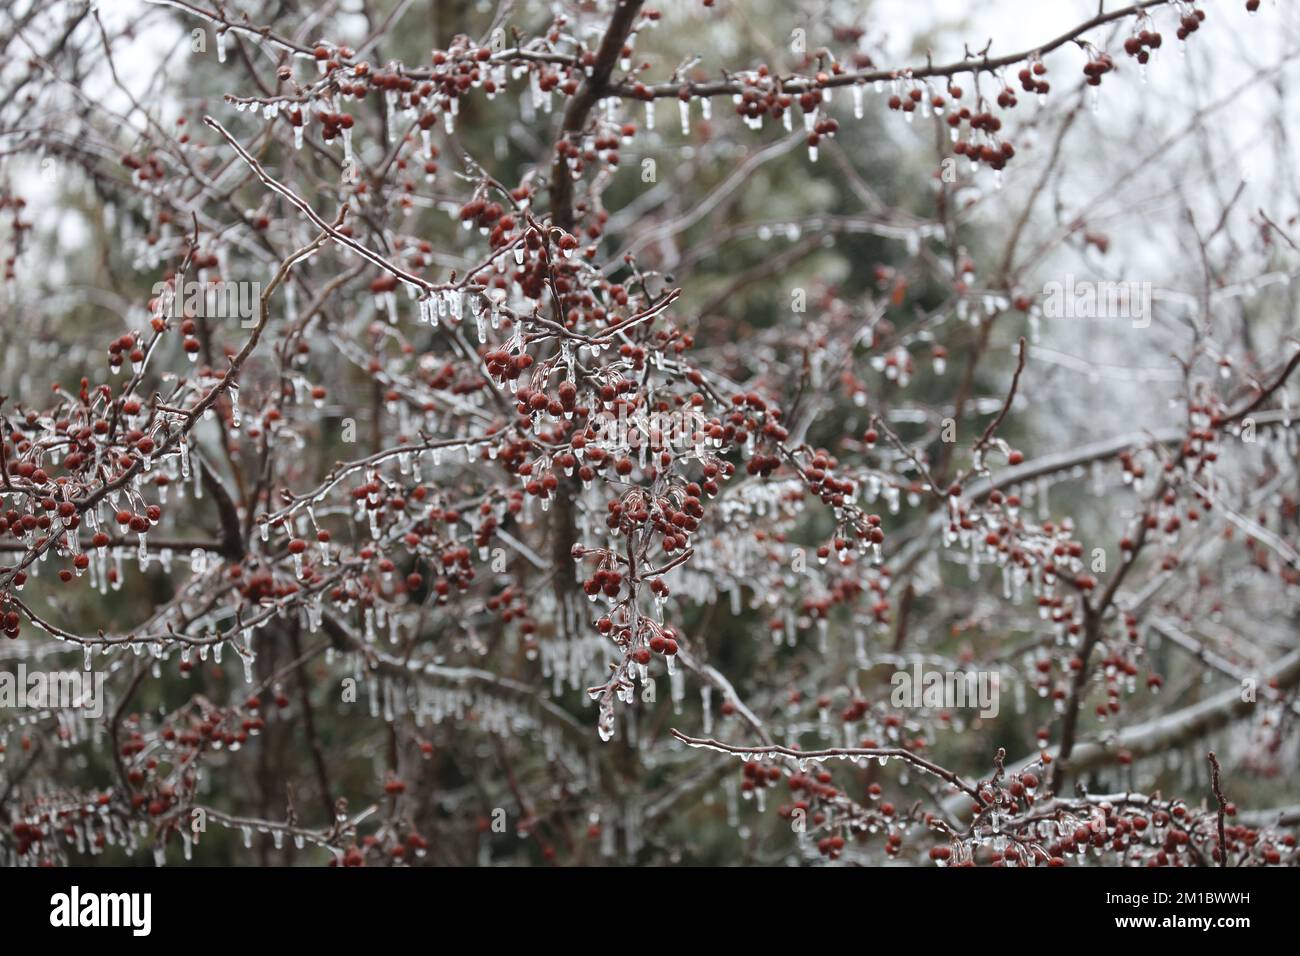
[341,127,355,174]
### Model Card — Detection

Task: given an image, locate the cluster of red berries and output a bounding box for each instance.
[154,704,269,756]
[806,115,840,152]
[646,627,679,656]
[583,567,623,599]
[1117,448,1148,484]
[487,586,536,643]
[800,574,865,619]
[555,134,599,185]
[312,46,475,116]
[458,197,506,231]
[314,110,355,142]
[1093,653,1139,718]
[429,41,495,95]
[741,759,781,794]
[886,84,932,115]
[1082,52,1115,86]
[801,448,864,512]
[0,193,31,282]
[119,151,166,183]
[387,831,430,862]
[1176,7,1207,41]
[483,347,533,384]
[787,767,840,810]
[232,566,294,603]
[952,112,1014,171]
[514,383,578,423]
[954,136,1014,171]
[651,489,705,553]
[179,319,203,357]
[1123,29,1164,63]
[106,332,143,370]
[1016,61,1050,97]
[115,507,161,533]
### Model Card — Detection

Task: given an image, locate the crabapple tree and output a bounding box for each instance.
[0,0,1298,866]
